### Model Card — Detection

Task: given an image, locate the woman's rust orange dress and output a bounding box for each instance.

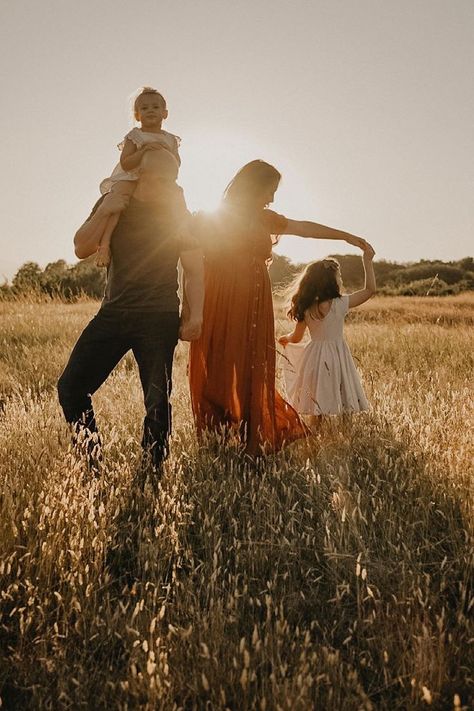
[189,205,308,455]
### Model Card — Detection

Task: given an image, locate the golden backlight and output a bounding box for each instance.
[178,130,275,215]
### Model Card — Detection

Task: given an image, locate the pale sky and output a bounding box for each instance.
[1,0,473,281]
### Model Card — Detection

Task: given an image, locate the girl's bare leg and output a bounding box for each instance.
[96,181,136,267]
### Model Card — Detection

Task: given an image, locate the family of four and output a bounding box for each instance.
[57,87,376,475]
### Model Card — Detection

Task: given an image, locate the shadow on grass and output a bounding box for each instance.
[168,416,472,709]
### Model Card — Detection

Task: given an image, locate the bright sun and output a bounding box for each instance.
[178,129,275,214]
[177,129,338,267]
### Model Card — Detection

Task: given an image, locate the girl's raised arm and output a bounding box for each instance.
[282,219,369,250]
[348,244,376,308]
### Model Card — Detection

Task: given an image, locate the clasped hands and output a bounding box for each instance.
[179,318,202,342]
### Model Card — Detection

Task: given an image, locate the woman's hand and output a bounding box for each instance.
[345,234,370,250]
[278,335,291,346]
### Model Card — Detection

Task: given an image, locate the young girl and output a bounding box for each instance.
[278,243,376,422]
[95,87,185,266]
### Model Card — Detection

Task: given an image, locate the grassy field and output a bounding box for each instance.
[0,294,473,710]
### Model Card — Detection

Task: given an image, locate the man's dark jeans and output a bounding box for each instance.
[57,308,180,468]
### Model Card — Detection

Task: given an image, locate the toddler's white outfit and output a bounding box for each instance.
[99,127,181,195]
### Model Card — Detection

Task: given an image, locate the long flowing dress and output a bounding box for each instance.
[189,204,308,455]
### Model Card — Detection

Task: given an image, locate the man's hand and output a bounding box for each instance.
[179,318,202,342]
[97,192,130,217]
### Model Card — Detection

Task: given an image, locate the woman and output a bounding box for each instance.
[189,160,368,455]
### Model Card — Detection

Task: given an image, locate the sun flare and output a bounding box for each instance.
[178,130,276,215]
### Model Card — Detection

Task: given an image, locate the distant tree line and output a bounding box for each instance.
[1,259,106,300]
[270,254,474,297]
[1,255,473,301]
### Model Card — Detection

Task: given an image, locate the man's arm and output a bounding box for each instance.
[179,248,204,341]
[74,193,129,259]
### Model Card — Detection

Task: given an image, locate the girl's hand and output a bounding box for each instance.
[278,335,291,346]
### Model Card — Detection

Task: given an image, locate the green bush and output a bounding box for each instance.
[391,277,457,296]
[2,258,106,301]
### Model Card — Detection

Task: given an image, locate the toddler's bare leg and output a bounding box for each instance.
[96,181,135,267]
[95,213,119,267]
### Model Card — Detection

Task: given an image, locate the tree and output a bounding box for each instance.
[12,262,42,291]
[457,257,474,271]
[41,260,69,296]
[8,258,106,300]
[68,259,106,298]
[393,262,464,285]
[269,254,301,288]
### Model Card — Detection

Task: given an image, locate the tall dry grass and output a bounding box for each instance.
[0,295,473,710]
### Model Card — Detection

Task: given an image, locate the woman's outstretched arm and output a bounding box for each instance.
[282,219,369,250]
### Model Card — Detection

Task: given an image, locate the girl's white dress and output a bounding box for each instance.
[99,127,181,195]
[282,295,369,415]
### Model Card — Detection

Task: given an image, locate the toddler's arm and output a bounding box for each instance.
[278,320,307,346]
[348,244,376,308]
[119,138,163,172]
[170,136,181,166]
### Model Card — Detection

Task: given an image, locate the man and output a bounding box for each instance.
[58,151,204,473]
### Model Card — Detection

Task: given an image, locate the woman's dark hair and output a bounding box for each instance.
[288,258,342,321]
[223,160,281,206]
